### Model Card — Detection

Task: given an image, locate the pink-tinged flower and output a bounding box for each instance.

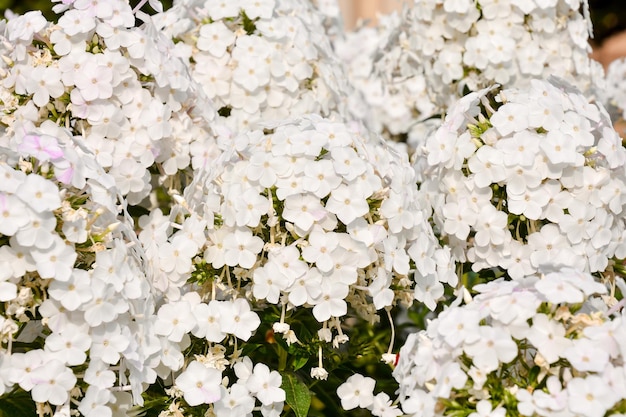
[18,133,64,161]
[30,359,77,405]
[175,361,222,406]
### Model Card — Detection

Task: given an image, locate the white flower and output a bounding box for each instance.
[527,313,572,364]
[253,261,290,304]
[566,376,615,417]
[78,386,113,417]
[436,308,481,348]
[219,299,261,341]
[310,367,329,380]
[464,326,518,373]
[175,361,222,406]
[370,392,403,417]
[156,0,358,132]
[155,300,196,343]
[312,281,349,322]
[30,359,77,406]
[469,400,506,417]
[246,363,285,406]
[336,373,376,410]
[393,266,626,417]
[421,78,626,278]
[24,66,65,108]
[282,194,327,234]
[214,384,256,416]
[15,174,61,213]
[563,339,609,373]
[90,323,130,366]
[222,228,264,269]
[301,227,339,273]
[325,184,369,225]
[345,0,602,149]
[44,323,91,366]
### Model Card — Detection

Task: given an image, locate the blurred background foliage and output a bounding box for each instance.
[589,0,626,45]
[0,0,625,45]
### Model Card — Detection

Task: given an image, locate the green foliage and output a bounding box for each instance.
[282,373,311,417]
[0,388,37,417]
[217,106,232,117]
[240,10,258,35]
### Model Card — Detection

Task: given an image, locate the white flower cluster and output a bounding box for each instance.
[421,78,626,277]
[186,114,455,318]
[354,0,604,146]
[0,2,218,205]
[0,126,159,414]
[601,57,626,132]
[332,13,434,146]
[171,355,286,416]
[337,373,403,417]
[138,115,454,397]
[391,267,626,417]
[154,0,362,133]
[137,210,288,414]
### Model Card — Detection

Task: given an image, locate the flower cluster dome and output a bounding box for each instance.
[421,78,626,278]
[0,1,219,205]
[392,267,626,417]
[134,115,456,410]
[354,0,604,147]
[183,115,455,317]
[0,125,161,414]
[153,0,365,133]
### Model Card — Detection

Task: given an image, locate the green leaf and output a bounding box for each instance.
[0,388,37,417]
[282,373,311,417]
[291,356,309,371]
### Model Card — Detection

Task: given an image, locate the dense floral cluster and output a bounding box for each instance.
[350,0,604,146]
[388,267,626,417]
[332,13,436,147]
[0,126,160,415]
[154,0,364,133]
[2,0,626,416]
[0,1,218,205]
[421,78,626,277]
[135,115,454,411]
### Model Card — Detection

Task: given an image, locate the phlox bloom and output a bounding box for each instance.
[175,361,222,406]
